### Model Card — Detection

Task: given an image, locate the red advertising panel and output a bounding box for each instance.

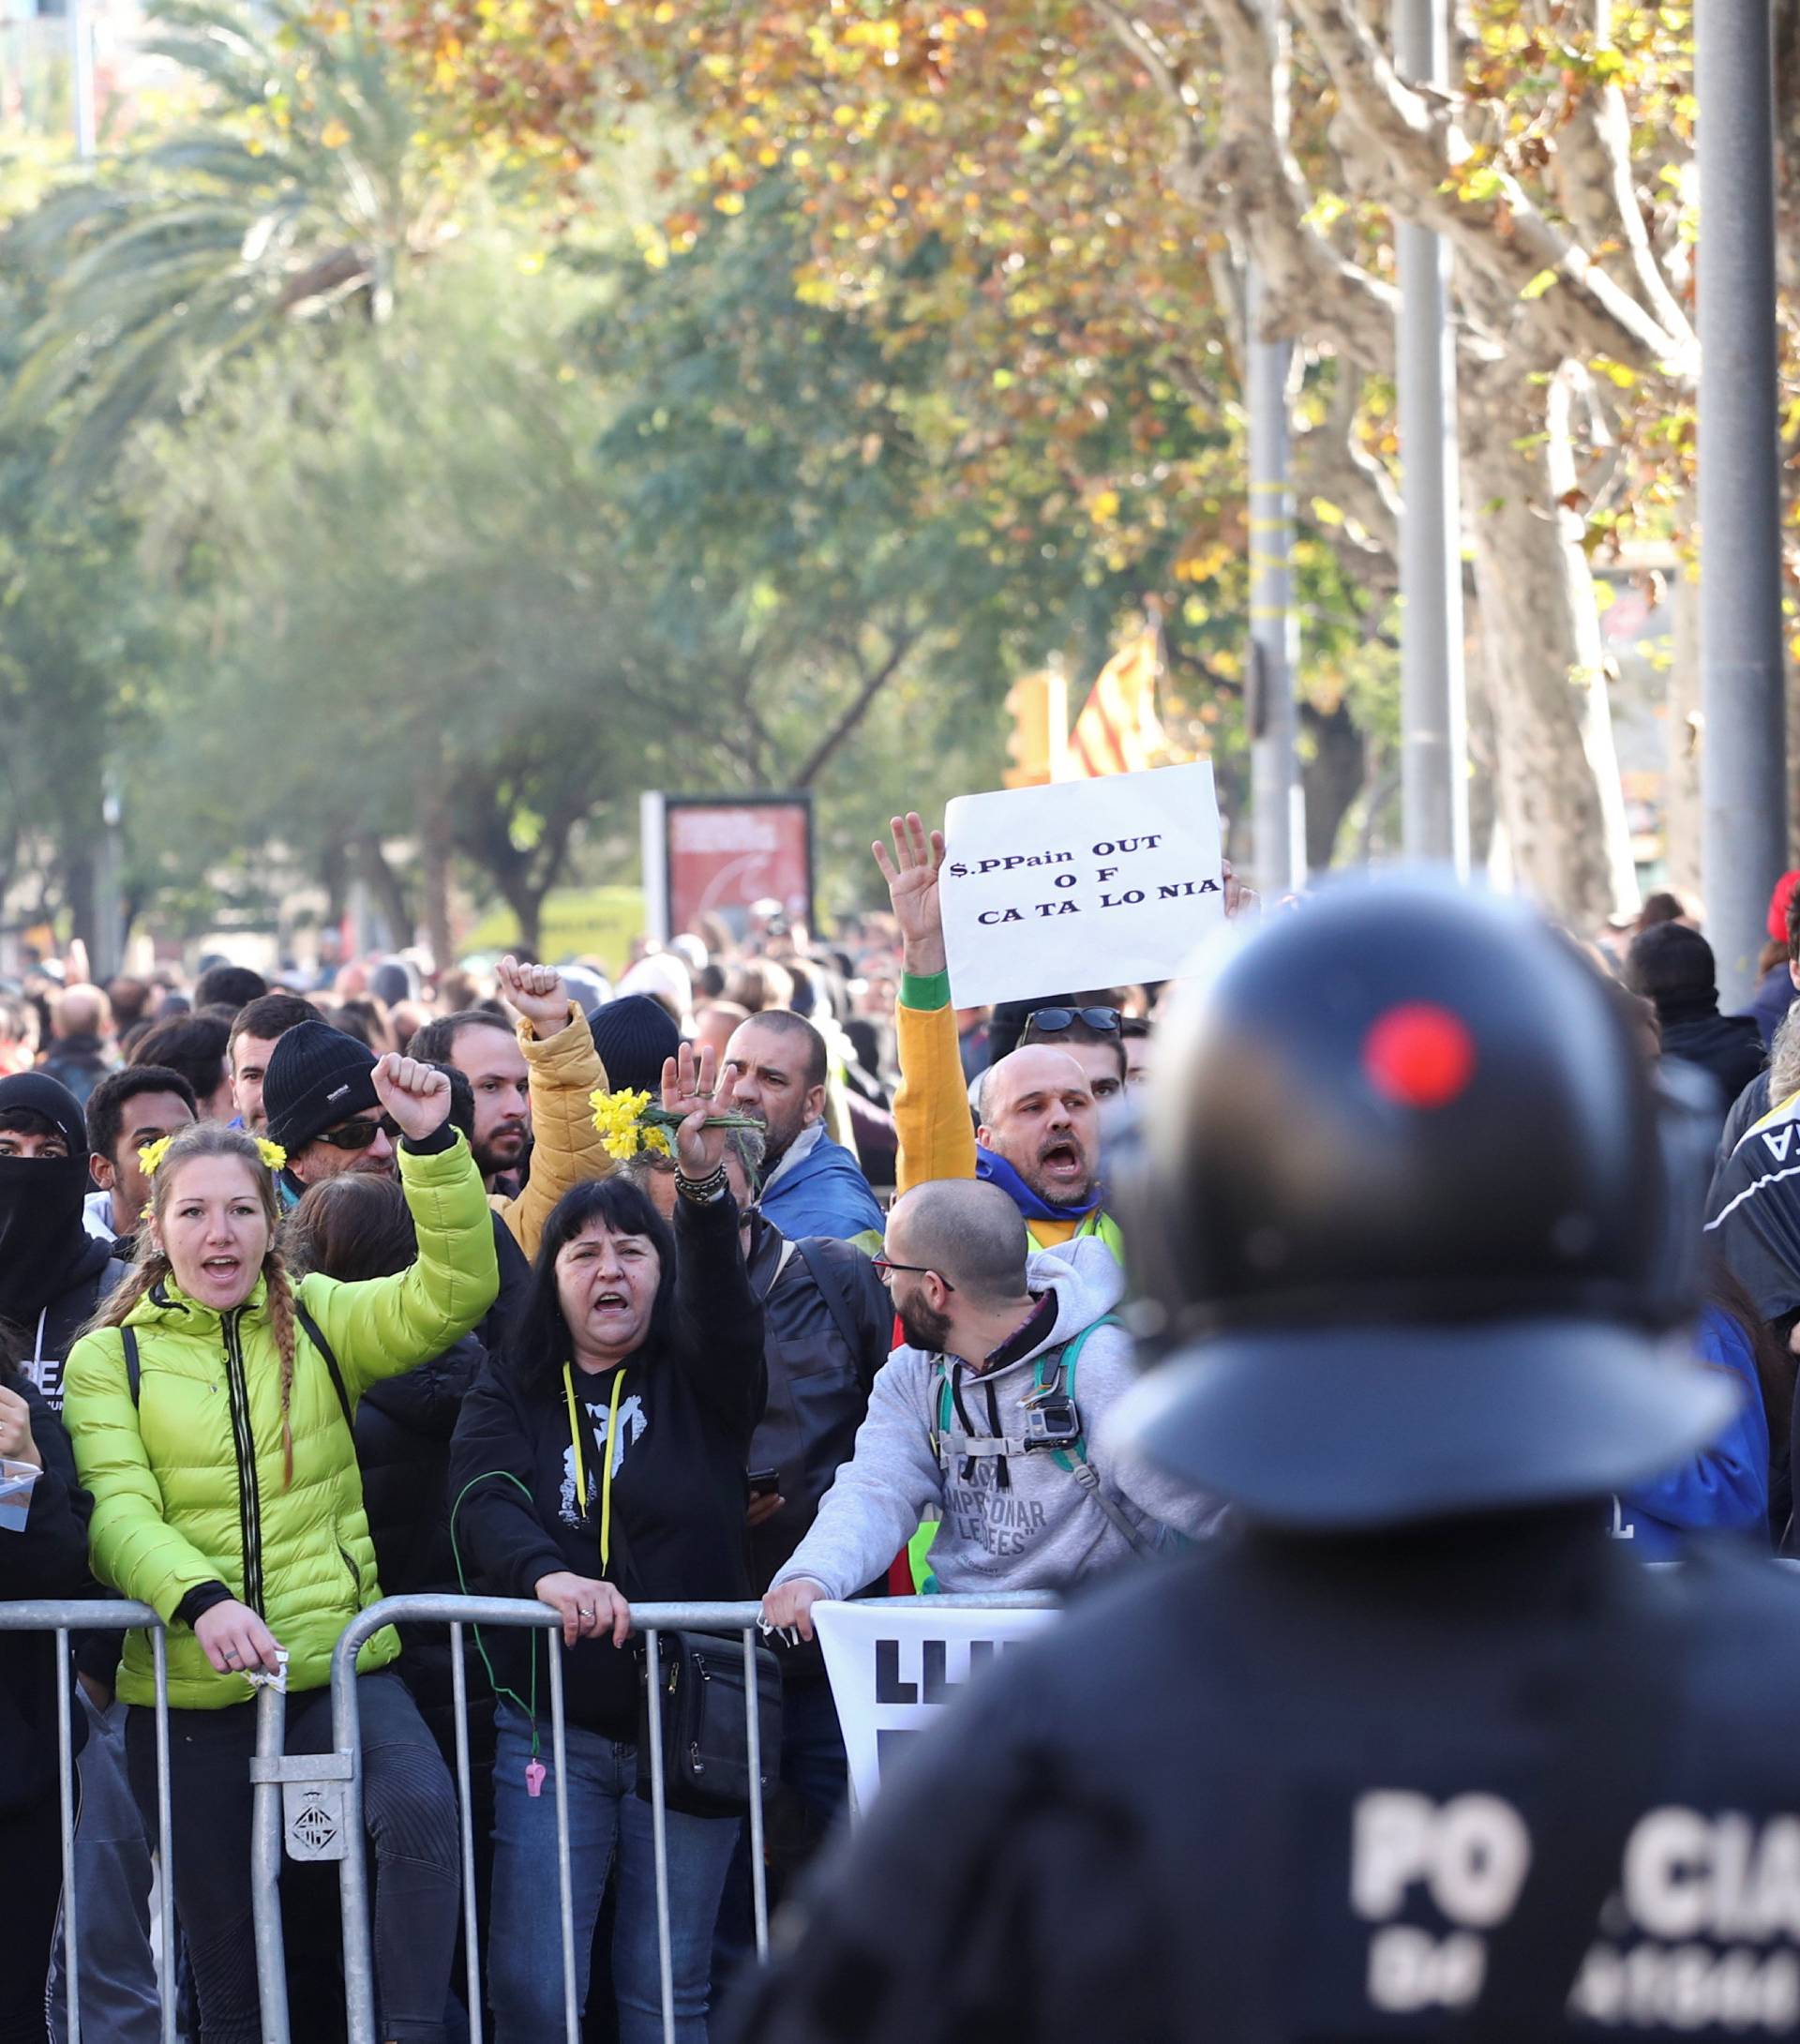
[661,795,814,942]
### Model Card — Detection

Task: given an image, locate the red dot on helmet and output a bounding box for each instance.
[1363,1003,1477,1109]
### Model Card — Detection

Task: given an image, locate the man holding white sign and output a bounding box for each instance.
[875,779,1232,1260]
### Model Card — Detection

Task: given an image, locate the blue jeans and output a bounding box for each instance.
[488,1706,738,2044]
[127,1671,458,2044]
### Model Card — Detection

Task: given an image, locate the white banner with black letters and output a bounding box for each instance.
[938,760,1224,1007]
[812,1601,1059,1811]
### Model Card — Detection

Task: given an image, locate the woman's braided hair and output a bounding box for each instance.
[88,1123,302,1486]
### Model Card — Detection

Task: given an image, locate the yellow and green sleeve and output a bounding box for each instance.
[893,969,979,1199]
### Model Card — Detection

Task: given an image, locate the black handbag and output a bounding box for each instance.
[636,1629,783,1818]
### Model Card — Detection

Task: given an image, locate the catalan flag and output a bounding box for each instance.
[1060,624,1170,780]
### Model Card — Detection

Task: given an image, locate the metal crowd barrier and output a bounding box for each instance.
[0,1599,180,2044]
[314,1592,1060,2044]
[18,1567,1800,2043]
[13,1566,1800,2044]
[0,1587,1064,2044]
[312,1595,780,2044]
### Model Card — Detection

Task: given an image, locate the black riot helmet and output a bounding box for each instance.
[1112,875,1735,1530]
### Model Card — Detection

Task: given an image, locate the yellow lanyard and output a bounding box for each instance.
[562,1362,626,1572]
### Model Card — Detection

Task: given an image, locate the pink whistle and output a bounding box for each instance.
[524,1761,546,1799]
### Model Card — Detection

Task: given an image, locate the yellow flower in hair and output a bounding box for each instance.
[590,1088,653,1162]
[255,1138,287,1172]
[137,1135,173,1178]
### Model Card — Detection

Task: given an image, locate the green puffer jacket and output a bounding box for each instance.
[63,1135,499,1709]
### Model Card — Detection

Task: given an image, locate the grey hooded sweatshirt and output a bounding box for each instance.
[770,1238,1222,1602]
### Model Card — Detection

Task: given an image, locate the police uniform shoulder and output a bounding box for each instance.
[988,1541,1239,1723]
[1675,1545,1800,1624]
[1672,1547,1800,1651]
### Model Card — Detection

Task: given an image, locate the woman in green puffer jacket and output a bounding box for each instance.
[62,1053,498,2044]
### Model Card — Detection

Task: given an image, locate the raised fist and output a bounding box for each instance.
[370,1053,453,1143]
[497,955,572,1038]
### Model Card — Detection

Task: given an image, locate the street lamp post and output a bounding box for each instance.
[1395,0,1469,874]
[1247,264,1305,894]
[1245,0,1304,894]
[1697,0,1787,1005]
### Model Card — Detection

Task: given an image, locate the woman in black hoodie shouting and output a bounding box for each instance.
[448,1044,764,2044]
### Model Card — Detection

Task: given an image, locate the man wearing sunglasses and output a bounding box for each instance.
[262,1018,403,1199]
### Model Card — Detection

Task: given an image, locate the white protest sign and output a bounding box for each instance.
[938,761,1224,1007]
[812,1601,1058,1813]
[0,1458,40,1533]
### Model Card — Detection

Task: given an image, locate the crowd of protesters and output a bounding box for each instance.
[6,830,1800,2044]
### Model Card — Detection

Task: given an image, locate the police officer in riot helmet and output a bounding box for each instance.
[727,876,1800,2044]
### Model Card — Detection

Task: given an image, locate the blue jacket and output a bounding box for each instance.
[758,1128,884,1244]
[1739,960,1797,1049]
[1612,1305,1769,1558]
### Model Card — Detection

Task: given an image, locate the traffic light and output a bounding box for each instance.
[1003,669,1070,788]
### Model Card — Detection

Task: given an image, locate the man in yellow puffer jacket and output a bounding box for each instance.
[62,1053,497,2044]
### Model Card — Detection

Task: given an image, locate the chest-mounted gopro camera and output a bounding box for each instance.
[1022,1358,1082,1450]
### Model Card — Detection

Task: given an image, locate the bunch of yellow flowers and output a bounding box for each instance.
[589,1090,676,1164]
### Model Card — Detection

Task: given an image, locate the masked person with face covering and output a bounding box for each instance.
[446,1045,765,2044]
[0,1074,130,1411]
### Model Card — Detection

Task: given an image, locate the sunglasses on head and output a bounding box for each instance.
[1028,1006,1121,1034]
[313,1113,402,1152]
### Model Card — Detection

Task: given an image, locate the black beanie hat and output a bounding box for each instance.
[1625,921,1718,1020]
[587,995,682,1099]
[263,1020,379,1154]
[0,1072,89,1157]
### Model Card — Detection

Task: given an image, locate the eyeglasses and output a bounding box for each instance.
[312,1114,401,1152]
[871,1255,954,1291]
[1028,1006,1121,1034]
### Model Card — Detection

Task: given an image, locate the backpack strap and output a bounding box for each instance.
[123,1326,141,1406]
[293,1298,354,1434]
[1041,1316,1162,1560]
[1036,1314,1121,1471]
[929,1361,974,1462]
[755,1237,799,1301]
[789,1236,865,1370]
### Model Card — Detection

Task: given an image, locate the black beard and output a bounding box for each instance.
[897,1294,954,1355]
[475,1132,528,1180]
